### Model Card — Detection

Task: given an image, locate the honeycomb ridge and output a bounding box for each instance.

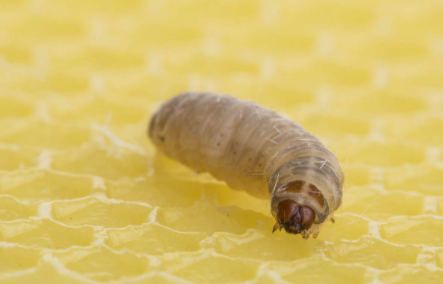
[0,0,443,283]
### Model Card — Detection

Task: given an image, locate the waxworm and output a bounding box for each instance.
[148,92,344,238]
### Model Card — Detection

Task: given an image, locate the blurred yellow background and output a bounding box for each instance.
[1,0,443,283]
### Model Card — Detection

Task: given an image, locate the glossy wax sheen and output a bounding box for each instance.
[1,0,443,283]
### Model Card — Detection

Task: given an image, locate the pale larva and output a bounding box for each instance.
[148,92,344,239]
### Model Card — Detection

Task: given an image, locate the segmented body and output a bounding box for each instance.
[149,92,344,237]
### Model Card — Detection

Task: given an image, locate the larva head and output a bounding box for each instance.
[273,199,316,237]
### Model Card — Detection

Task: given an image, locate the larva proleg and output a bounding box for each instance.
[148,92,344,238]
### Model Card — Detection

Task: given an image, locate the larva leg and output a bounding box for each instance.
[312,229,320,239]
[272,223,280,233]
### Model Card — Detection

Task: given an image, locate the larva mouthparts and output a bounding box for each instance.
[148,92,344,239]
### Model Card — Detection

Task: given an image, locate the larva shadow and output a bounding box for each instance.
[155,201,275,235]
[107,175,224,208]
[147,151,270,214]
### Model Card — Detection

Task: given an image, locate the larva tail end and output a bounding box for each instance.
[275,199,316,237]
[148,112,166,145]
[312,230,320,239]
[148,112,157,139]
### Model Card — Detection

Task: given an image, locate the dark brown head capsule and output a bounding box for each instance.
[273,199,316,238]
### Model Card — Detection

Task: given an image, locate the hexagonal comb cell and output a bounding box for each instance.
[0,170,93,201]
[0,246,40,274]
[51,146,148,179]
[0,219,94,249]
[0,196,38,221]
[54,246,150,282]
[380,217,443,247]
[52,197,152,228]
[106,223,207,255]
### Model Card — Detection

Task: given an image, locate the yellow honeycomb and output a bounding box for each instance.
[0,0,443,283]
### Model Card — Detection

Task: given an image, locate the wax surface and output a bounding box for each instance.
[0,0,442,283]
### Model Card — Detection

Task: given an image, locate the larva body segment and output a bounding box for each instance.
[149,92,344,238]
